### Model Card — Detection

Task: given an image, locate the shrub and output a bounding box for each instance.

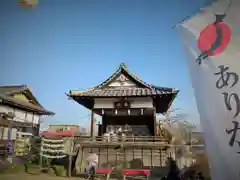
[52,165,66,176]
[48,167,56,176]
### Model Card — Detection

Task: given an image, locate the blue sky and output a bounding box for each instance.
[0,0,210,129]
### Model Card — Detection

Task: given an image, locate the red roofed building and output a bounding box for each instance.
[40,131,75,137]
[40,124,80,137]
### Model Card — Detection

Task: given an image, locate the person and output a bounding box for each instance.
[196,172,204,180]
[84,153,98,179]
[166,157,181,180]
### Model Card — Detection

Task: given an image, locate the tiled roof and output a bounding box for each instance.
[68,63,178,98]
[40,131,75,137]
[0,84,43,106]
[0,85,54,115]
[67,63,179,113]
[0,85,27,95]
[70,87,175,97]
[92,63,153,89]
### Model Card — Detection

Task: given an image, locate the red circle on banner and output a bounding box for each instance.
[197,22,231,56]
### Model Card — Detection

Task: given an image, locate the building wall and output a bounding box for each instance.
[0,104,41,137]
[48,124,80,133]
[94,97,153,109]
[108,79,136,87]
[0,104,40,124]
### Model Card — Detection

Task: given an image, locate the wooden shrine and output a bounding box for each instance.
[66,63,180,171]
[67,63,178,139]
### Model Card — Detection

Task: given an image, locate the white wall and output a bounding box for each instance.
[33,114,40,124]
[0,104,13,114]
[0,104,40,124]
[14,109,26,122]
[94,97,153,109]
[0,127,17,140]
[108,81,136,87]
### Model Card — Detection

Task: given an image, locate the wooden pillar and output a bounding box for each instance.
[90,110,94,139]
[153,108,157,136]
[68,136,74,177]
[32,112,35,135]
[39,138,43,170]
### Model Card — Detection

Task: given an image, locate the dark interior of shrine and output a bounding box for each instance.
[101,115,154,136]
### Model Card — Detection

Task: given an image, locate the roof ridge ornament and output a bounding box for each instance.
[119,63,128,69]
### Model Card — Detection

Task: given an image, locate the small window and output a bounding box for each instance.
[65,127,70,131]
[57,128,63,132]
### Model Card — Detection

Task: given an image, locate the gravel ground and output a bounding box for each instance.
[0,173,86,180]
[0,173,133,180]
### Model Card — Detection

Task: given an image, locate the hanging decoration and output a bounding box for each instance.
[14,138,29,156]
[40,137,66,159]
[19,0,38,9]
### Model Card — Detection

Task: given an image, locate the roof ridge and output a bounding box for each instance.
[0,84,27,88]
[119,62,128,69]
[0,85,28,95]
[92,63,152,89]
[0,94,54,115]
[126,69,152,89]
[68,63,178,95]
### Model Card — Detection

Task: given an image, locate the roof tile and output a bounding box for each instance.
[71,88,171,97]
[0,85,54,115]
[0,94,54,115]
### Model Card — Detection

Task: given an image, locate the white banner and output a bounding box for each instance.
[179,0,240,179]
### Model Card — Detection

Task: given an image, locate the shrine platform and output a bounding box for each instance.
[73,135,169,148]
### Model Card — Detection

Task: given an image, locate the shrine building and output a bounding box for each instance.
[67,63,178,138]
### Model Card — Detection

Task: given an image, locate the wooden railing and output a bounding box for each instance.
[74,135,167,142]
[72,136,206,148]
[73,136,169,147]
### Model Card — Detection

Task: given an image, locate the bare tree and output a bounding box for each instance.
[157,108,199,164]
[157,109,196,144]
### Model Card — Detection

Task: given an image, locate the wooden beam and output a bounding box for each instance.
[0,118,34,128]
[75,142,168,148]
[153,108,157,136]
[90,110,94,138]
[93,108,153,116]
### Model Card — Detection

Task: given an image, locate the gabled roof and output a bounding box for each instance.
[0,85,42,106]
[0,85,54,115]
[92,63,152,89]
[67,63,179,113]
[68,63,178,97]
[0,85,26,95]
